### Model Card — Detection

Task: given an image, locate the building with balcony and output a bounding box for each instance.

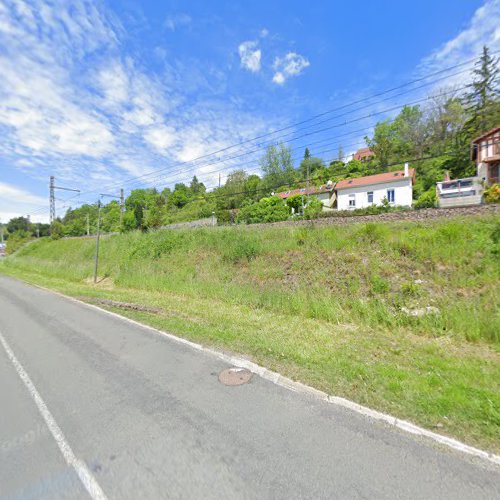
[437,125,499,208]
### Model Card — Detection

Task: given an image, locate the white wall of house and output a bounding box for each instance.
[337,179,413,210]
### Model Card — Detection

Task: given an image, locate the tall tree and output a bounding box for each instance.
[304,147,311,160]
[261,143,296,190]
[189,176,206,195]
[464,45,500,135]
[366,120,395,167]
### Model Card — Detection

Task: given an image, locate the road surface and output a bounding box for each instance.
[0,275,498,499]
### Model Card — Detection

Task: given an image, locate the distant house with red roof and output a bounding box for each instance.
[276,182,336,211]
[336,164,415,210]
[353,147,375,162]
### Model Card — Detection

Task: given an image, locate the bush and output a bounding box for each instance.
[304,197,323,219]
[5,231,32,254]
[414,188,437,209]
[236,196,290,224]
[484,183,500,203]
[286,194,304,214]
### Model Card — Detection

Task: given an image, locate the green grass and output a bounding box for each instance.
[1,215,499,452]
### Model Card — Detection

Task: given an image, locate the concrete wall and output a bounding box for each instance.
[438,194,483,208]
[337,179,413,210]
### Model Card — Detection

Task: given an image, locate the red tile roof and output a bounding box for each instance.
[336,169,415,190]
[353,147,375,160]
[276,184,334,199]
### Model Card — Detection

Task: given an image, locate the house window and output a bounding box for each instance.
[348,194,356,207]
[387,189,395,203]
[367,191,374,203]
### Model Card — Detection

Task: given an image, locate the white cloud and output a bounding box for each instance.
[0,0,276,217]
[164,13,192,31]
[419,0,500,85]
[0,181,49,223]
[272,52,310,84]
[260,28,269,38]
[272,72,285,85]
[144,125,176,152]
[238,40,262,72]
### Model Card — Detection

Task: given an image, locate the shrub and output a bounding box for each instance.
[303,197,323,219]
[236,196,290,224]
[5,231,32,254]
[286,194,304,214]
[414,188,437,209]
[484,183,500,203]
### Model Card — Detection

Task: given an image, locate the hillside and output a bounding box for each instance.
[1,215,499,451]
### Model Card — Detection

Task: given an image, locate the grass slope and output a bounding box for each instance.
[1,215,499,451]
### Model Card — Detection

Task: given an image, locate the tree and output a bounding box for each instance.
[304,147,311,160]
[6,216,32,235]
[261,143,296,191]
[189,176,206,195]
[125,188,160,229]
[299,156,325,180]
[391,105,430,159]
[366,120,395,167]
[464,46,500,135]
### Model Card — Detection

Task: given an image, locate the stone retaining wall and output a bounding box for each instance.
[248,203,500,228]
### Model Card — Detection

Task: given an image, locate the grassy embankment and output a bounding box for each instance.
[1,215,499,452]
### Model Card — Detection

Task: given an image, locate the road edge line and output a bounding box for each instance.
[0,329,108,500]
[25,280,500,467]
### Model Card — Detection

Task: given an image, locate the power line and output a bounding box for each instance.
[23,49,497,219]
[93,75,472,194]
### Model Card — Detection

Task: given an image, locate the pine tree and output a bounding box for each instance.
[304,147,311,160]
[464,45,499,135]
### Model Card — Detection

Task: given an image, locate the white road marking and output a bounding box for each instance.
[29,282,500,467]
[0,329,108,500]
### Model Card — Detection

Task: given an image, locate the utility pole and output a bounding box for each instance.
[0,219,4,245]
[36,225,40,238]
[219,173,221,188]
[93,199,102,283]
[305,162,310,218]
[49,176,80,224]
[86,213,90,236]
[94,192,121,282]
[49,176,55,224]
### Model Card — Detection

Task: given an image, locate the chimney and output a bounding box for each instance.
[404,162,409,177]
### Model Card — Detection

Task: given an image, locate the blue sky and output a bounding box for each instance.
[0,0,499,222]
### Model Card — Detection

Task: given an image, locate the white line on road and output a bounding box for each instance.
[0,329,108,500]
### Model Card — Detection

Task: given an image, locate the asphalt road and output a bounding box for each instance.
[0,275,498,499]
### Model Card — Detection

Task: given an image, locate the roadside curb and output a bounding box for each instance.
[27,280,500,468]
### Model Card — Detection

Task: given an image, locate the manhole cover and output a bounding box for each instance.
[218,367,253,386]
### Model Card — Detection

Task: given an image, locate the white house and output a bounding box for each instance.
[336,164,415,210]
